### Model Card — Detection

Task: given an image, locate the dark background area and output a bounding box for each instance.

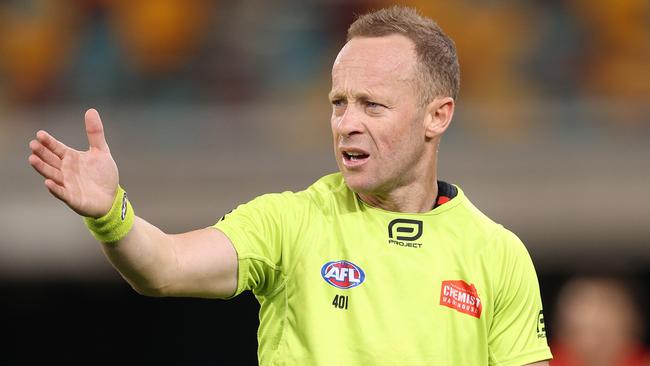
[1,280,261,364]
[2,269,648,363]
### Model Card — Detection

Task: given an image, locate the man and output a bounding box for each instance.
[27,6,552,366]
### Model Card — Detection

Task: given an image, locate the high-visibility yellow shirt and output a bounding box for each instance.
[214,173,552,365]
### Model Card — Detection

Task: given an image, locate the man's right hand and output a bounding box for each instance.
[28,108,119,218]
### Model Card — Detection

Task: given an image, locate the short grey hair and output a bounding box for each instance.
[347,6,460,103]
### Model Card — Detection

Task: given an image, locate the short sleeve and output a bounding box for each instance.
[213,192,301,298]
[487,229,553,366]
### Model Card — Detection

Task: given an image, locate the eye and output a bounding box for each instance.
[331,99,346,107]
[365,101,385,110]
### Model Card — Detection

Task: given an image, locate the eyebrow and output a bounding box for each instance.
[328,90,345,101]
[328,90,374,102]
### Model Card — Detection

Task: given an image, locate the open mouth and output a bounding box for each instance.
[342,150,370,167]
[343,151,370,161]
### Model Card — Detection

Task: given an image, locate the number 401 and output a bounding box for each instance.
[332,294,349,309]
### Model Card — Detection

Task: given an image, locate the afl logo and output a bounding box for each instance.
[321,260,365,289]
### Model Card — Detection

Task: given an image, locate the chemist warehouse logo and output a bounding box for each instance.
[440,280,483,318]
[387,218,423,249]
[321,260,365,289]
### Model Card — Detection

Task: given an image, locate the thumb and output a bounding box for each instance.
[85,108,109,151]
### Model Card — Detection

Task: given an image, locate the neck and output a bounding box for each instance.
[358,172,438,213]
[355,138,441,213]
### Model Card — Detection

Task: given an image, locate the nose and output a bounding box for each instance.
[335,105,364,137]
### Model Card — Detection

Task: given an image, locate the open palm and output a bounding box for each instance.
[28,109,119,218]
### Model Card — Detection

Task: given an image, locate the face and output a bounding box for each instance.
[329,34,430,196]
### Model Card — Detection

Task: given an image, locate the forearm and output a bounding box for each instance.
[98,215,238,298]
[100,216,177,296]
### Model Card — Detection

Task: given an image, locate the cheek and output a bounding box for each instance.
[381,129,424,172]
[381,134,400,156]
[375,123,414,157]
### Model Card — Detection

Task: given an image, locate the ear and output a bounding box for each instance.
[424,97,455,139]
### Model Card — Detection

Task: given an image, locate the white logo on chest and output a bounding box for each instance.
[323,266,361,283]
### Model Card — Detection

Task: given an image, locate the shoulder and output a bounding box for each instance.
[228,172,350,216]
[448,186,503,238]
[297,172,349,201]
[294,172,355,213]
[451,186,529,256]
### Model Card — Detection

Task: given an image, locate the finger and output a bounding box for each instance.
[29,139,62,169]
[28,154,64,185]
[44,179,67,202]
[36,130,69,159]
[85,108,109,151]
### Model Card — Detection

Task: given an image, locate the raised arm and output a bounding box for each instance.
[28,109,237,298]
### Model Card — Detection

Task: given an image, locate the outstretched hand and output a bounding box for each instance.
[28,109,119,218]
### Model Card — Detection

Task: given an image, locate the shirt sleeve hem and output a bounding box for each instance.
[212,224,250,299]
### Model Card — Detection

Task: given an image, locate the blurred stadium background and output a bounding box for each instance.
[1,0,648,363]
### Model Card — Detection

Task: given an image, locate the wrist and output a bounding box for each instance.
[83,185,135,244]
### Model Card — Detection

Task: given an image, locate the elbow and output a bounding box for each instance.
[128,280,170,297]
[117,268,178,297]
[132,285,165,297]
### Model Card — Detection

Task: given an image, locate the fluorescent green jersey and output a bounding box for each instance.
[214,173,552,366]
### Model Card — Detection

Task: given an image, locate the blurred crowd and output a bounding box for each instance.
[0,0,357,105]
[0,0,648,114]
